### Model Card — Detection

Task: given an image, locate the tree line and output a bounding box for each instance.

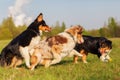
[86,17,120,38]
[0,16,120,40]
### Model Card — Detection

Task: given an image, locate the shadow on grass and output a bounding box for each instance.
[36,59,75,69]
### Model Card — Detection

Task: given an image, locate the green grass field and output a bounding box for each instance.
[0,38,120,80]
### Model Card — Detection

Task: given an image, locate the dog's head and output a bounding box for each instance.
[65,25,84,44]
[36,13,51,32]
[98,39,112,62]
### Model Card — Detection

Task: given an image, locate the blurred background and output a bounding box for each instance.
[0,0,120,40]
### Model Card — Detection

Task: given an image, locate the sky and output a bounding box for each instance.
[0,0,120,30]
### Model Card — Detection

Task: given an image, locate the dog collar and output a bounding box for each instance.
[66,32,76,43]
[28,29,40,36]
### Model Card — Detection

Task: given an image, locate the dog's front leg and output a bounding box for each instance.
[50,53,62,66]
[73,55,79,63]
[19,47,30,68]
[24,52,30,68]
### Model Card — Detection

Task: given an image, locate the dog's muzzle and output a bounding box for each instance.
[100,50,112,62]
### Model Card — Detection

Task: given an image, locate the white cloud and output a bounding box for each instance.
[8,0,32,26]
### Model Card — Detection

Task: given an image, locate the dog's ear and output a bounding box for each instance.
[106,40,112,49]
[97,39,105,48]
[36,13,43,22]
[98,39,112,48]
[108,40,112,44]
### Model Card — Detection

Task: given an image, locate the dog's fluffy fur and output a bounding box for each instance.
[30,40,52,70]
[74,35,112,63]
[0,13,51,68]
[30,25,84,70]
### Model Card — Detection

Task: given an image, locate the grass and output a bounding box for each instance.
[0,38,120,80]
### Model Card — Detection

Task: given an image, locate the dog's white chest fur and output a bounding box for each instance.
[19,36,40,67]
[29,36,40,49]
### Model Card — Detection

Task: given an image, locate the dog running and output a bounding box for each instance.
[30,25,84,70]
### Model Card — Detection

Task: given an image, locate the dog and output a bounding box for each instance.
[73,35,112,63]
[30,25,84,70]
[30,39,53,70]
[0,13,51,68]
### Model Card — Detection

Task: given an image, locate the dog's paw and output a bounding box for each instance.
[83,61,88,63]
[74,61,78,64]
[78,53,83,57]
[44,61,51,68]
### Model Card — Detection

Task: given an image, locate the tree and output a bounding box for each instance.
[0,17,27,40]
[0,27,13,39]
[99,27,111,37]
[51,21,65,36]
[61,22,66,32]
[108,17,117,37]
[0,16,18,38]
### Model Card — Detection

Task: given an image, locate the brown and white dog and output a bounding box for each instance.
[30,25,84,70]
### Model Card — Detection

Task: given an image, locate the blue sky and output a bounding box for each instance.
[0,0,120,30]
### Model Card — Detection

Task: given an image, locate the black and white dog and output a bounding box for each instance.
[74,35,112,63]
[0,13,51,68]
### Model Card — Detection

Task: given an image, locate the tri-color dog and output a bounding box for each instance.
[0,13,51,68]
[74,35,112,63]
